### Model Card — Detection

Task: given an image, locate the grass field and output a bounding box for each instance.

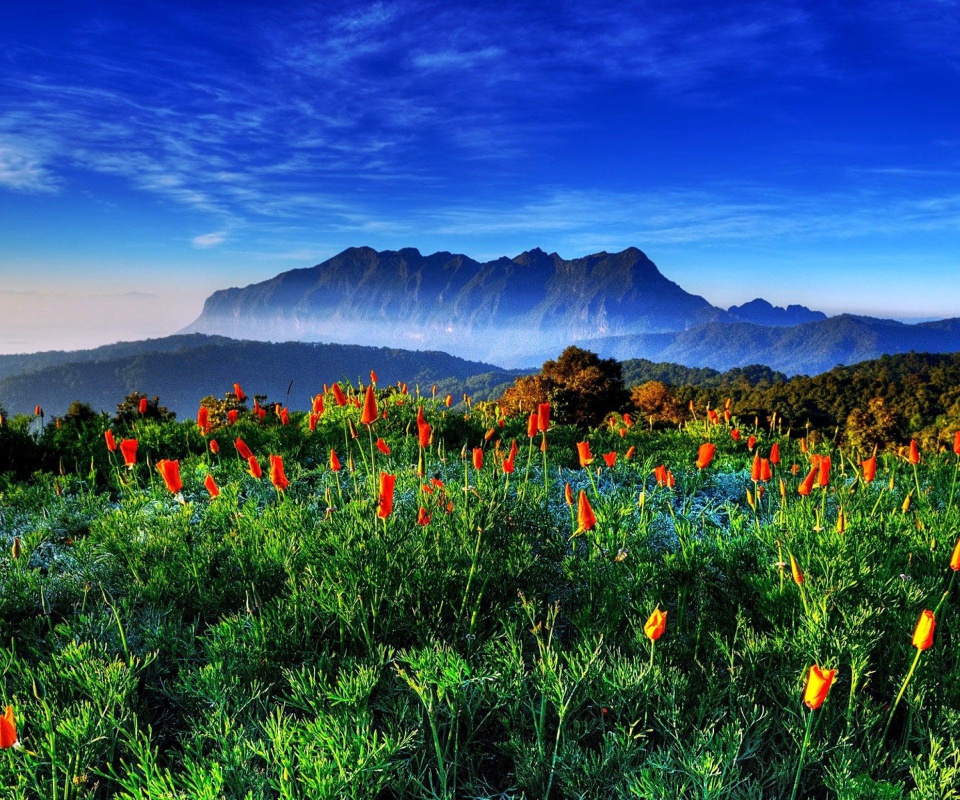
[1,382,959,798]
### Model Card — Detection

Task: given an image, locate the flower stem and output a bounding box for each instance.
[881,647,922,747]
[790,708,815,800]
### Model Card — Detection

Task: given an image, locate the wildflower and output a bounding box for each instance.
[360,386,378,426]
[370,369,378,385]
[835,510,846,534]
[798,466,817,496]
[329,449,341,472]
[233,383,246,402]
[747,435,757,451]
[247,456,262,479]
[564,483,574,506]
[603,452,617,468]
[375,438,391,455]
[331,384,347,406]
[11,537,21,560]
[0,706,17,749]
[537,403,551,432]
[625,445,636,460]
[484,427,495,441]
[954,430,960,456]
[156,460,182,494]
[708,409,719,424]
[197,407,210,431]
[908,439,920,464]
[269,455,290,491]
[575,490,597,534]
[760,459,772,482]
[312,395,325,415]
[445,394,453,407]
[644,608,667,641]
[861,454,877,483]
[138,397,147,414]
[696,442,716,469]
[418,420,431,447]
[234,438,253,459]
[227,410,239,425]
[803,665,836,710]
[751,453,761,482]
[416,506,431,526]
[790,554,803,585]
[731,429,740,442]
[472,448,483,470]
[577,441,593,468]
[104,430,117,452]
[800,437,808,453]
[653,465,669,487]
[377,473,396,518]
[204,474,220,498]
[503,440,518,474]
[308,413,318,432]
[817,456,831,487]
[622,413,633,428]
[770,442,780,464]
[527,413,538,438]
[913,609,935,651]
[279,407,290,426]
[950,536,960,571]
[119,438,138,467]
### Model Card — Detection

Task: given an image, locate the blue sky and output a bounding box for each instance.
[1,0,959,353]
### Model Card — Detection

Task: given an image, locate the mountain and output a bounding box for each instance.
[727,298,826,326]
[182,246,724,366]
[584,315,960,375]
[0,336,521,418]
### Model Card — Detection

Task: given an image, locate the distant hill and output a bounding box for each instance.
[182,246,724,366]
[585,315,960,375]
[0,336,522,417]
[727,298,826,326]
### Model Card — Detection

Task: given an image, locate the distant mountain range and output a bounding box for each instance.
[183,245,958,372]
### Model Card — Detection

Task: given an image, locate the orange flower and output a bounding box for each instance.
[622,413,633,428]
[234,437,253,460]
[227,409,239,425]
[377,473,396,518]
[954,430,960,456]
[799,437,807,453]
[203,474,220,498]
[708,409,719,424]
[653,464,668,487]
[445,394,453,407]
[0,705,17,749]
[104,429,117,452]
[484,427,495,441]
[312,394,325,415]
[576,490,597,533]
[360,386,378,426]
[644,607,667,641]
[950,536,960,571]
[119,438,137,467]
[751,453,761,482]
[907,439,920,464]
[156,459,182,494]
[603,451,617,468]
[416,506,431,526]
[747,435,756,451]
[798,466,817,496]
[197,406,210,431]
[332,383,347,406]
[139,397,148,414]
[817,456,831,487]
[503,440,518,474]
[760,459,772,482]
[769,442,780,465]
[527,412,538,438]
[625,445,636,460]
[329,449,341,472]
[790,553,803,585]
[418,420,431,447]
[803,664,836,710]
[537,403,551,432]
[577,441,594,468]
[731,429,740,442]
[247,456,262,479]
[308,413,319,432]
[233,383,246,402]
[912,609,935,651]
[564,482,574,506]
[279,407,290,426]
[370,369,378,385]
[269,455,290,491]
[861,454,877,483]
[696,442,716,469]
[472,448,483,470]
[376,438,391,455]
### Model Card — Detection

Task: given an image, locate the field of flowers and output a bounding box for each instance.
[1,377,959,799]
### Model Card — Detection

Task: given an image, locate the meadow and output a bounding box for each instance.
[1,378,959,799]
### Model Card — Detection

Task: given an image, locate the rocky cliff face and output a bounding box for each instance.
[182,246,725,365]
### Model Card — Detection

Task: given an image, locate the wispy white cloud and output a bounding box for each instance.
[192,231,227,248]
[0,137,59,193]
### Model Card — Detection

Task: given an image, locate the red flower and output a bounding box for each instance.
[416,506,431,526]
[445,394,453,407]
[269,454,290,491]
[527,412,538,438]
[564,482,574,506]
[653,464,668,487]
[377,473,396,518]
[817,456,831,487]
[751,453,761,482]
[576,490,597,533]
[622,413,633,428]
[376,437,391,455]
[577,441,594,468]
[769,443,780,465]
[156,459,182,494]
[360,386,378,426]
[708,409,719,424]
[120,438,138,467]
[279,407,290,426]
[233,383,246,402]
[696,442,716,469]
[329,449,341,472]
[234,437,253,460]
[204,474,220,498]
[247,456,262,479]
[537,403,551,432]
[308,413,318,432]
[139,397,148,414]
[603,451,617,468]
[472,448,483,470]
[312,395,325,415]
[332,383,347,406]
[503,440,518,474]
[731,429,740,442]
[625,446,636,460]
[0,705,17,749]
[197,407,210,431]
[747,435,757,451]
[370,369,378,385]
[209,439,219,454]
[798,466,817,496]
[954,431,960,456]
[861,454,877,483]
[104,429,117,452]
[907,439,920,464]
[418,420,432,447]
[227,409,239,425]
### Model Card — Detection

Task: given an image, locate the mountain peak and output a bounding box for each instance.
[728,298,827,327]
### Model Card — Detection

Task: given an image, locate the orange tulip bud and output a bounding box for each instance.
[950,536,960,571]
[861,454,877,483]
[234,437,253,460]
[644,607,667,641]
[104,429,117,452]
[603,451,616,468]
[803,664,836,709]
[156,459,182,494]
[577,441,593,468]
[203,474,220,498]
[329,449,341,472]
[360,386,378,426]
[696,442,716,469]
[790,553,803,585]
[119,438,137,467]
[575,490,596,534]
[537,403,551,432]
[912,609,935,651]
[269,454,290,491]
[0,705,17,749]
[376,438,391,455]
[247,456,262,479]
[377,473,396,518]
